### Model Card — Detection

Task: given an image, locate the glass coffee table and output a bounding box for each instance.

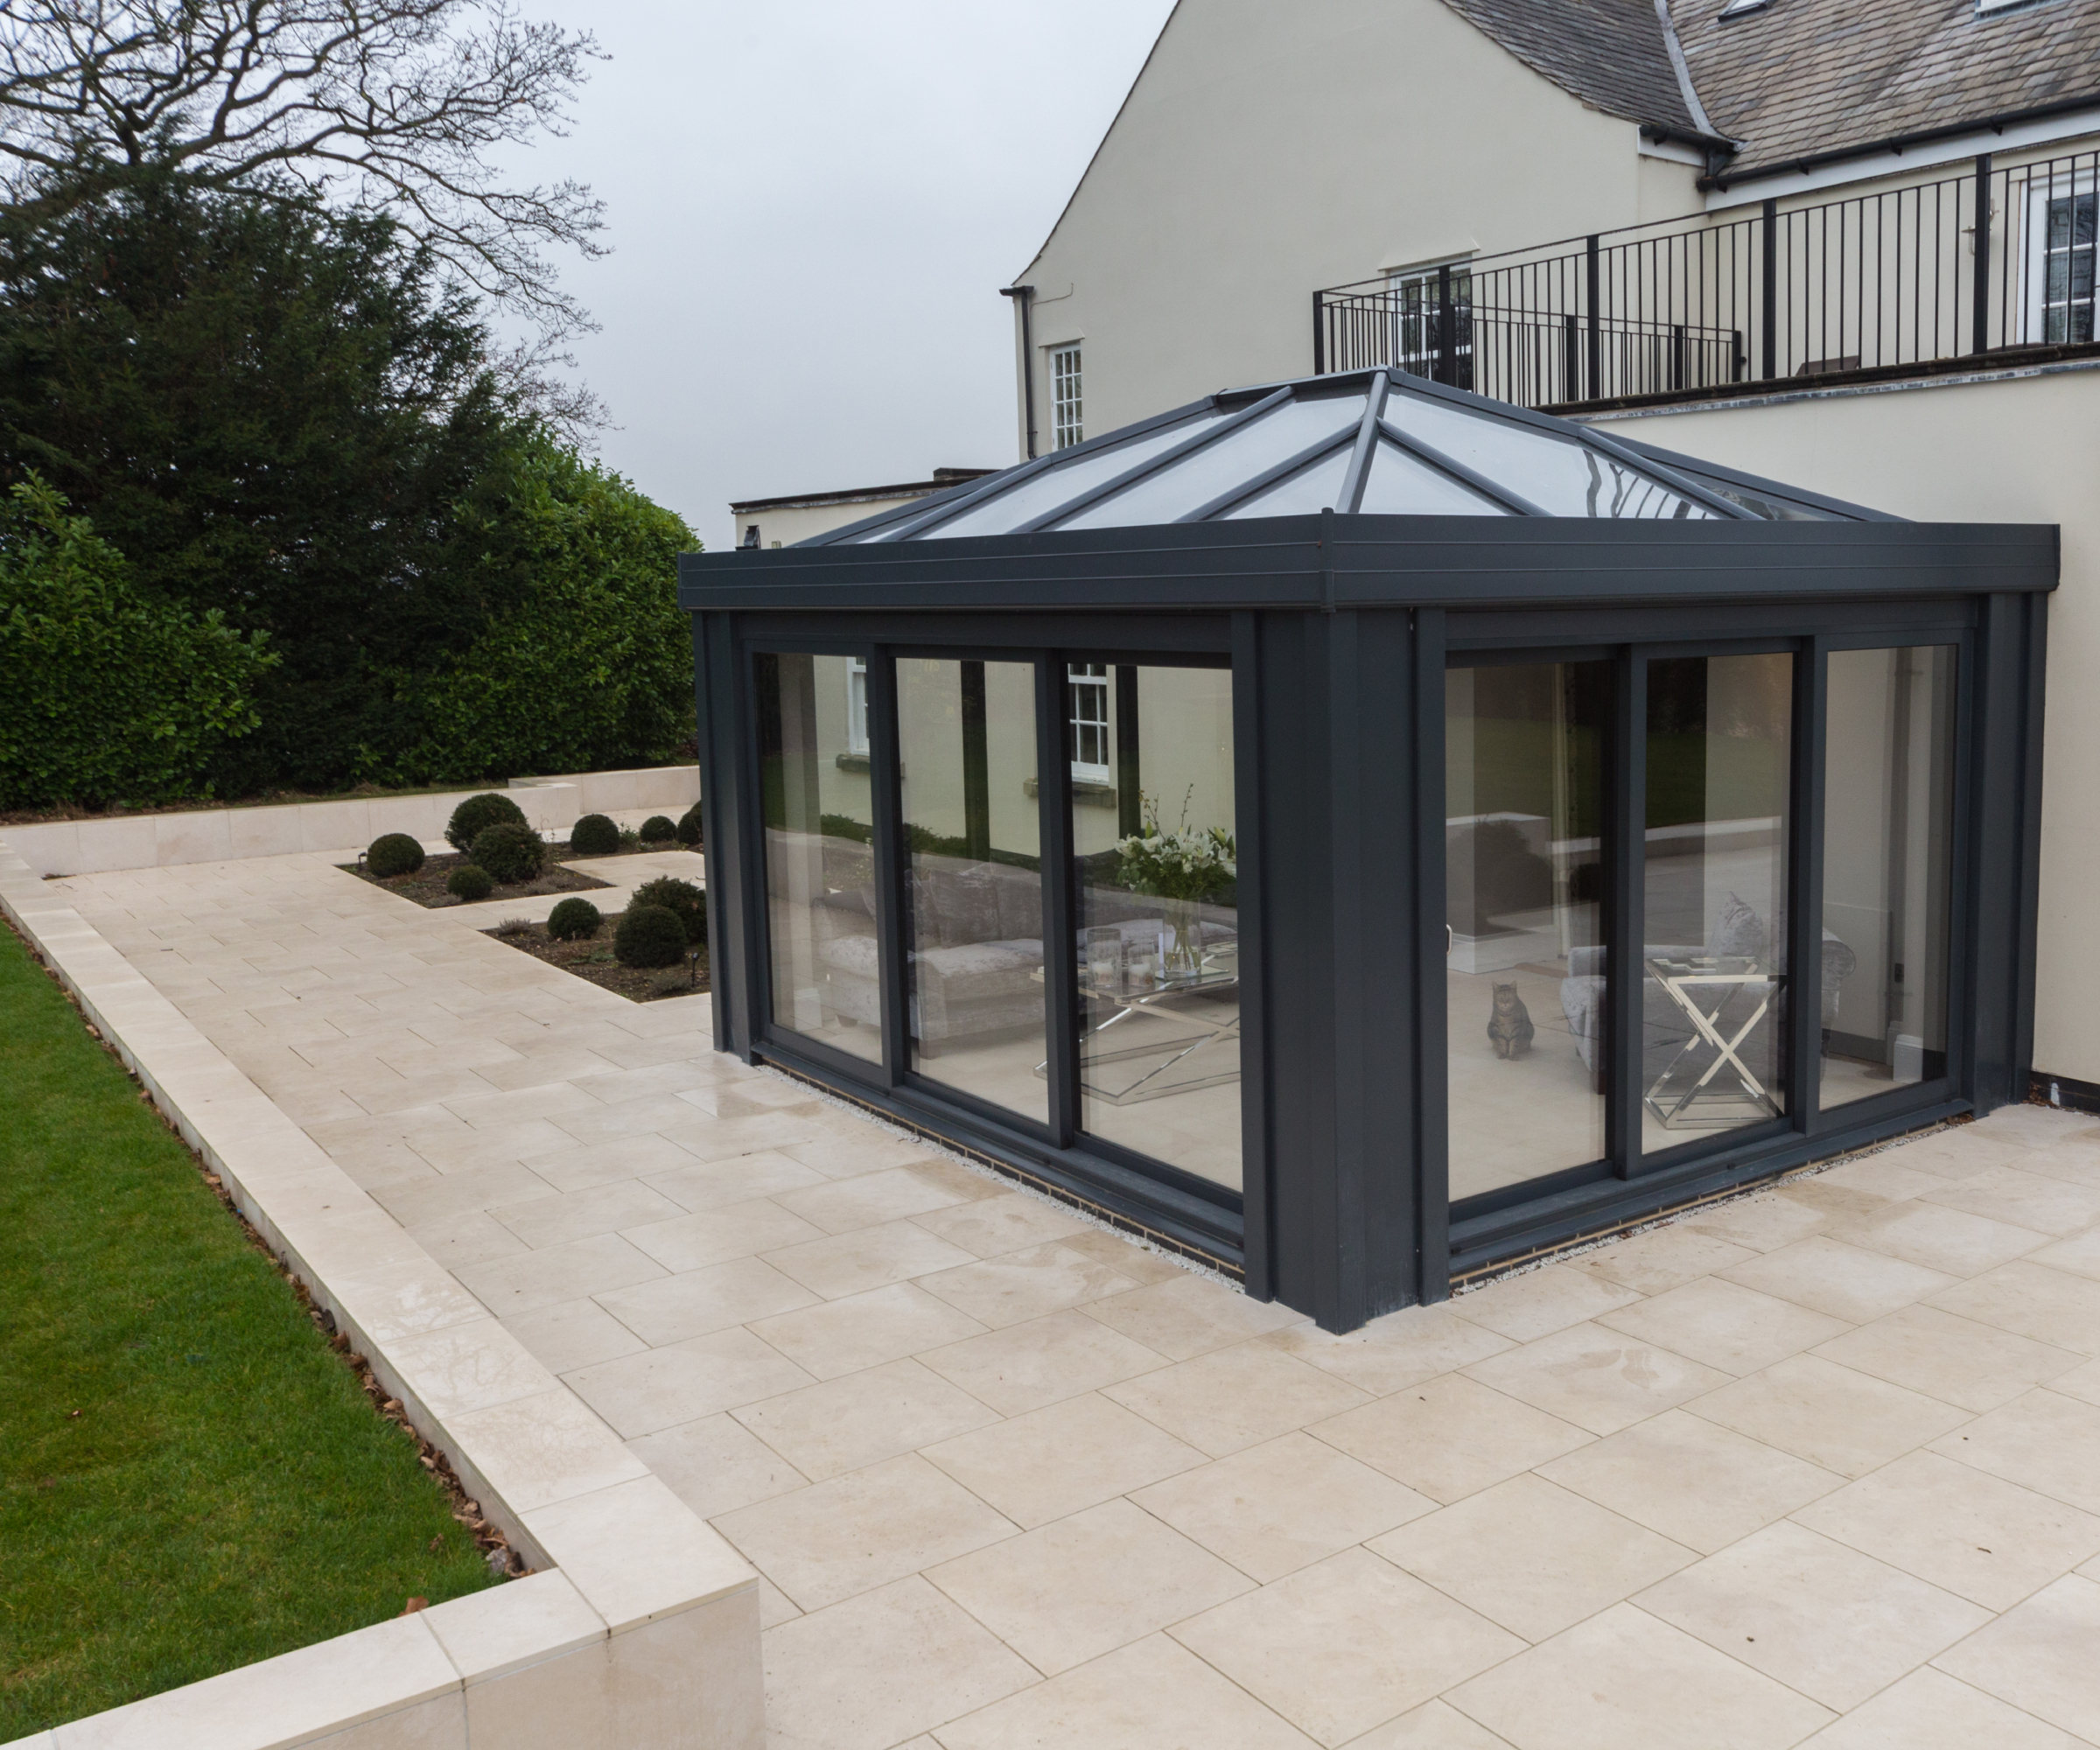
[1033,947,1242,1105]
[1642,954,1783,1130]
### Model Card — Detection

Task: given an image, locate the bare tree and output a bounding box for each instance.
[0,0,606,336]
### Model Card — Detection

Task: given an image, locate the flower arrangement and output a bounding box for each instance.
[1116,790,1236,974]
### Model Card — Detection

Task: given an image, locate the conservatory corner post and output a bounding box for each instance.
[694,608,756,1061]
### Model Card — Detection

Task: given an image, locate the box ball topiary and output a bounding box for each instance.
[366,832,425,878]
[570,813,621,858]
[614,904,688,969]
[639,814,677,843]
[547,897,602,942]
[471,822,546,885]
[447,864,494,902]
[676,805,704,848]
[631,876,707,945]
[445,791,528,852]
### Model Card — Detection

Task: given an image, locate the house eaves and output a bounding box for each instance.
[1437,0,1708,136]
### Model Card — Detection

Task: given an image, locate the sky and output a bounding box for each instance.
[504,0,1176,548]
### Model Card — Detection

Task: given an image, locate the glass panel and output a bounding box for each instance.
[897,659,1047,1125]
[1054,394,1366,530]
[1386,393,1718,520]
[1446,662,1610,1201]
[755,652,882,1062]
[1071,664,1241,1189]
[904,411,1227,541]
[1215,444,1352,519]
[1356,438,1508,516]
[1819,647,1956,1109]
[1642,654,1793,1148]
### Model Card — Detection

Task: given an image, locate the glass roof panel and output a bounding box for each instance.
[1354,439,1510,517]
[1216,444,1353,520]
[1384,391,1718,520]
[876,408,1228,541]
[1053,391,1368,529]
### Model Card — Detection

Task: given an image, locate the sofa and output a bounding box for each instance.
[800,848,1236,1052]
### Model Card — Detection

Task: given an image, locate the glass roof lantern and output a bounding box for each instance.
[809,368,1876,548]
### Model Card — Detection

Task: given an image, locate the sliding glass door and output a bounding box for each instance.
[752,642,1244,1211]
[1446,633,1962,1215]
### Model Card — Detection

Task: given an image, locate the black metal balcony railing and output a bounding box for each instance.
[1315,150,2100,410]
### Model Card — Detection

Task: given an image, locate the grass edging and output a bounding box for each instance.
[0,914,515,1737]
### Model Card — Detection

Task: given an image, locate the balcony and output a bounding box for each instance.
[1316,148,2100,412]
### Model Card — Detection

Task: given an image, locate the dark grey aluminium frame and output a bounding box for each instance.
[682,508,2055,1334]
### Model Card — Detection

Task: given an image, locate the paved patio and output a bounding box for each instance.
[38,848,2100,1749]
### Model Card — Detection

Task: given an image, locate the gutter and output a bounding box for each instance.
[1700,89,2100,190]
[1001,284,1038,461]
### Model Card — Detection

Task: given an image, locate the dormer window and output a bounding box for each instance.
[1718,0,1769,17]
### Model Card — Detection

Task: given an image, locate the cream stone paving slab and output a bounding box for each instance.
[1443,1602,1835,1749]
[408,1208,532,1272]
[748,1281,990,1382]
[1369,1472,1692,1642]
[489,1178,685,1248]
[1341,1699,1518,1749]
[1922,1166,2100,1236]
[780,1129,962,1181]
[923,1392,1207,1529]
[920,1241,1146,1328]
[760,1576,1039,1750]
[1446,1264,1640,1342]
[1168,1547,1525,1746]
[592,1255,819,1344]
[1130,1431,1437,1584]
[1677,1191,1844,1253]
[924,1497,1255,1676]
[1263,1306,1516,1397]
[1536,1407,1844,1554]
[520,1130,697,1194]
[1796,1448,2100,1609]
[731,1357,1002,1481]
[713,1453,1019,1612]
[1811,1304,2085,1411]
[1597,1278,1853,1376]
[500,1295,647,1374]
[1720,1235,1961,1324]
[1057,1226,1191,1284]
[657,1109,835,1164]
[1796,1665,2094,1749]
[562,1327,817,1438]
[909,1190,1096,1259]
[1928,1387,2100,1514]
[919,1307,1170,1416]
[772,1166,979,1236]
[1684,1354,1971,1477]
[1078,1272,1306,1360]
[2053,1354,2100,1409]
[1105,1340,1372,1457]
[641,1148,830,1211]
[2015,1143,2100,1191]
[1933,1574,2100,1743]
[1928,1260,2100,1354]
[1310,1374,1592,1502]
[1570,1223,1758,1296]
[2034,1223,2100,1281]
[931,1633,1318,1750]
[624,1410,808,1521]
[619,1195,824,1274]
[1460,1321,1732,1436]
[1812,1154,1959,1204]
[1833,1200,2055,1277]
[1634,1519,1992,1710]
[763,1219,984,1301]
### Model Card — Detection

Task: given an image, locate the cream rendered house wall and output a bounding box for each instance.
[1012,0,1704,448]
[1587,364,2100,1084]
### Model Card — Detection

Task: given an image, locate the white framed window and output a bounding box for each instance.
[2024,172,2096,346]
[1068,662,1110,784]
[1387,262,1474,388]
[846,656,870,755]
[1051,346,1083,450]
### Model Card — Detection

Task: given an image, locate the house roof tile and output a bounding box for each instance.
[1438,0,1703,134]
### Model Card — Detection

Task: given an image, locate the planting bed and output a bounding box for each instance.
[482,919,710,1002]
[340,847,620,908]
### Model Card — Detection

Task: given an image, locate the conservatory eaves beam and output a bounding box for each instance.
[1013,385,1296,534]
[1376,419,1546,518]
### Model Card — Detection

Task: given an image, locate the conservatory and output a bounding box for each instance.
[678,368,2053,1334]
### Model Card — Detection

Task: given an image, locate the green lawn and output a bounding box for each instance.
[0,921,494,1736]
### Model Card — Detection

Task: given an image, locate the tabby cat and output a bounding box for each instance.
[1487,982,1536,1060]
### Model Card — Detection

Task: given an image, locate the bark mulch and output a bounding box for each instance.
[481,920,709,1004]
[338,848,619,909]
